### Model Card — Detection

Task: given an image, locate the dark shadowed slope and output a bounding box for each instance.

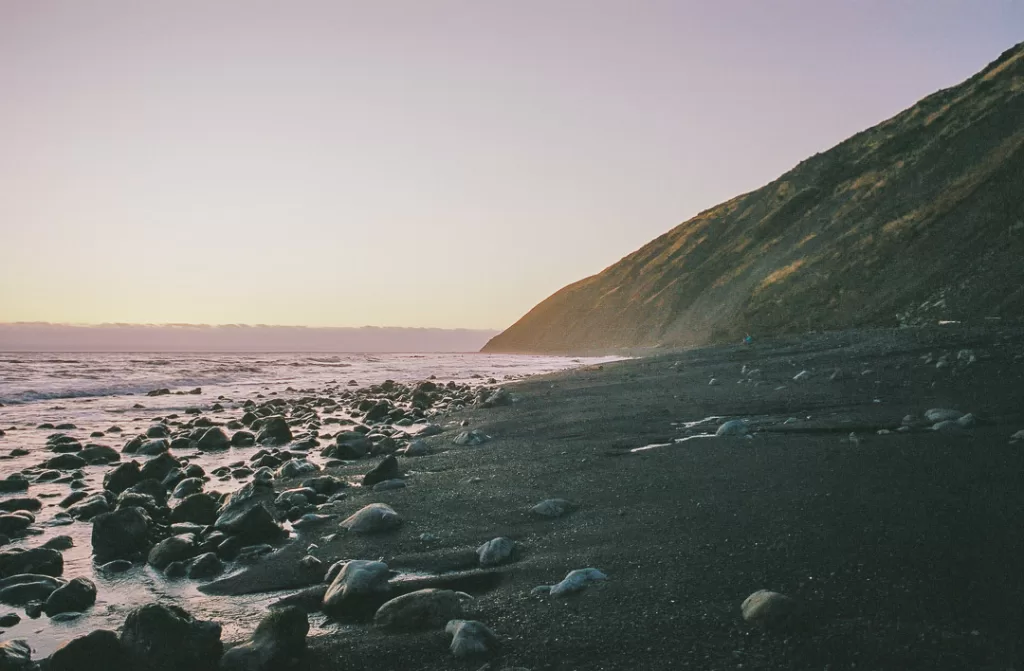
[484,43,1024,354]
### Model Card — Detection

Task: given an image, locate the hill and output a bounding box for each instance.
[483,42,1024,354]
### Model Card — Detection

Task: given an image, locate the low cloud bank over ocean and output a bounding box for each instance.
[0,323,499,352]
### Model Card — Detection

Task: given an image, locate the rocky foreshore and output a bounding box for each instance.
[1,325,1024,669]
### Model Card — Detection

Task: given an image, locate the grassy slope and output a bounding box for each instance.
[484,43,1024,354]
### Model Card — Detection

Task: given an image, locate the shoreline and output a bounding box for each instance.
[2,325,1023,669]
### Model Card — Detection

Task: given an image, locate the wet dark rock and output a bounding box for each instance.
[0,498,41,513]
[301,475,345,496]
[9,449,28,457]
[170,493,219,526]
[120,603,222,671]
[123,479,167,506]
[42,535,74,551]
[137,439,170,456]
[122,435,145,454]
[44,454,87,470]
[0,639,32,669]
[0,547,63,579]
[80,444,120,464]
[91,507,152,562]
[0,514,31,536]
[116,492,162,518]
[67,494,110,520]
[220,605,309,671]
[361,455,400,487]
[0,612,18,626]
[44,576,96,616]
[161,468,185,490]
[104,461,141,495]
[187,552,222,580]
[172,477,204,499]
[145,425,170,439]
[97,560,133,574]
[255,416,292,446]
[231,430,256,447]
[197,427,230,451]
[215,504,283,545]
[139,452,180,482]
[0,575,65,605]
[45,629,126,671]
[147,534,197,570]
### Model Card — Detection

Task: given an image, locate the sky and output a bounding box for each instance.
[1,1,1021,331]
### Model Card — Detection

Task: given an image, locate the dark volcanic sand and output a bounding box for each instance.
[226,326,1024,670]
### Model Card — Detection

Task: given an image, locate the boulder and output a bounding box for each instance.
[219,606,309,671]
[255,417,292,446]
[139,452,180,482]
[104,461,142,495]
[339,503,402,534]
[741,589,797,628]
[197,427,230,451]
[361,455,400,487]
[67,494,110,520]
[0,514,31,536]
[44,454,87,470]
[44,577,97,616]
[172,477,205,499]
[548,568,606,597]
[80,444,120,464]
[91,507,152,562]
[374,589,473,631]
[0,547,63,578]
[231,431,256,447]
[530,499,574,518]
[0,575,65,605]
[0,498,41,513]
[187,553,223,580]
[45,629,126,671]
[215,504,283,544]
[452,430,489,446]
[476,538,515,567]
[445,620,498,658]
[147,534,197,570]
[120,603,222,671]
[0,639,32,670]
[137,439,170,456]
[715,420,749,437]
[322,560,391,614]
[0,477,28,494]
[170,494,220,526]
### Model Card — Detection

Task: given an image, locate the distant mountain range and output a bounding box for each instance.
[484,42,1024,354]
[0,323,498,352]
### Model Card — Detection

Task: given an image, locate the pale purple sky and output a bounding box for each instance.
[1,1,1021,329]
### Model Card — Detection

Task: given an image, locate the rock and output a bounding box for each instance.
[148,534,197,570]
[932,420,962,432]
[372,479,406,492]
[164,561,187,578]
[67,494,110,520]
[374,589,473,631]
[44,576,96,615]
[300,475,345,496]
[0,639,32,670]
[256,417,292,446]
[0,514,31,536]
[213,480,275,528]
[477,538,515,567]
[452,430,490,446]
[340,503,402,533]
[104,461,142,495]
[0,547,63,578]
[219,606,309,671]
[445,620,498,658]
[925,408,963,422]
[139,452,180,482]
[231,431,256,447]
[171,493,220,525]
[197,427,230,451]
[91,507,152,562]
[80,444,120,464]
[548,568,606,596]
[173,477,205,499]
[120,603,222,671]
[215,504,283,544]
[957,413,977,428]
[42,535,74,551]
[0,498,41,513]
[715,420,749,436]
[402,439,429,456]
[298,555,322,571]
[146,425,170,438]
[322,560,391,614]
[98,560,134,574]
[0,612,18,626]
[275,459,318,479]
[275,488,315,508]
[741,589,797,628]
[1010,429,1024,442]
[0,477,28,494]
[137,439,169,456]
[45,629,126,671]
[361,455,401,487]
[44,454,87,470]
[530,499,573,518]
[416,424,443,437]
[292,514,332,530]
[187,552,222,580]
[0,575,65,605]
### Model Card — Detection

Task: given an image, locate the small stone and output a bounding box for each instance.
[741,589,797,628]
[453,430,490,446]
[530,499,573,518]
[715,420,749,437]
[340,503,402,533]
[548,568,606,596]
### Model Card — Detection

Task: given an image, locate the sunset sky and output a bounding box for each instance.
[1,1,1021,330]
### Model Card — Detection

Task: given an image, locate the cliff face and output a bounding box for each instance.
[484,43,1024,354]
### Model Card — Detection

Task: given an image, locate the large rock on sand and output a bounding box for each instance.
[120,603,222,671]
[220,606,309,671]
[339,503,402,533]
[322,560,391,615]
[43,577,97,616]
[170,493,220,525]
[255,417,292,446]
[0,639,33,670]
[46,629,126,671]
[445,619,498,658]
[147,534,198,570]
[374,589,473,631]
[0,547,63,579]
[741,589,797,628]
[360,455,400,487]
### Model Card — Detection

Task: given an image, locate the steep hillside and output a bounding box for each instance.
[484,43,1024,354]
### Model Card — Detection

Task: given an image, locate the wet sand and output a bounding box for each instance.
[281,326,1024,670]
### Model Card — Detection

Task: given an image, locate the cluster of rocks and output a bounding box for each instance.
[0,601,309,671]
[0,539,95,624]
